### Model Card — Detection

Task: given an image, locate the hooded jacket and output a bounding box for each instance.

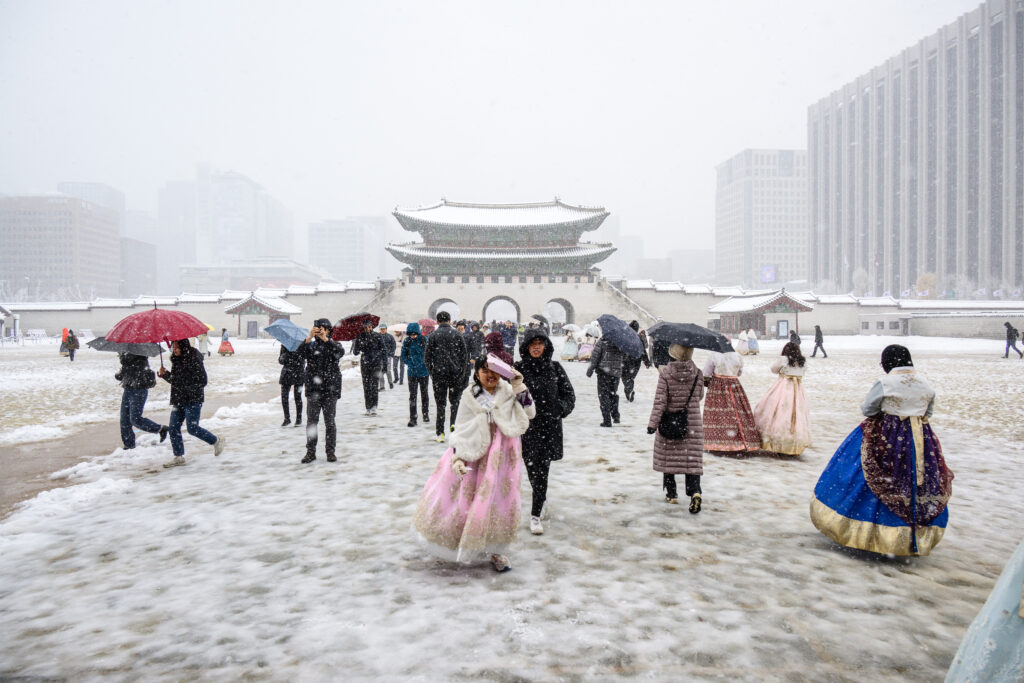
[401,322,429,378]
[484,331,513,365]
[514,328,576,461]
[161,340,208,406]
[116,353,156,390]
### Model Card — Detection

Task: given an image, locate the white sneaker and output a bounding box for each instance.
[433,433,446,443]
[213,437,225,457]
[530,516,544,535]
[370,408,377,416]
[364,410,373,416]
[163,456,186,468]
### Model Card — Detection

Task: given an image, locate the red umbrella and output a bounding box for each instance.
[106,306,210,345]
[331,312,380,341]
[418,318,437,336]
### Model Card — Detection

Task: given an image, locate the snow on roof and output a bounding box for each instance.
[132,295,179,306]
[177,293,222,303]
[343,281,377,290]
[858,296,900,307]
[90,298,137,308]
[286,285,318,295]
[393,198,608,229]
[625,280,655,289]
[3,301,92,311]
[898,299,1024,311]
[653,282,685,292]
[709,289,814,314]
[682,284,713,294]
[312,282,350,292]
[224,293,302,315]
[710,286,748,297]
[388,243,616,261]
[814,294,859,304]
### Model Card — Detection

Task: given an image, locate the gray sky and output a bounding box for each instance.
[0,0,981,257]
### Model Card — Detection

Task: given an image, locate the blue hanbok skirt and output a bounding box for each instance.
[810,414,952,556]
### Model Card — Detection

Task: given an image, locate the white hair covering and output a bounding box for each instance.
[668,343,693,361]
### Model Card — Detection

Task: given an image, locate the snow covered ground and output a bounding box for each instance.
[1,335,1022,680]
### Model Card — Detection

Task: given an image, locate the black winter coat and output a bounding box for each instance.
[515,329,575,462]
[425,323,468,380]
[465,329,485,360]
[116,353,156,390]
[1007,325,1019,343]
[299,338,345,397]
[278,345,305,386]
[353,331,387,370]
[381,332,397,356]
[161,346,208,406]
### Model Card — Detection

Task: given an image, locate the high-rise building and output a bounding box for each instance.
[0,195,121,299]
[715,150,809,287]
[808,0,1023,297]
[309,217,392,281]
[57,182,125,228]
[120,237,158,296]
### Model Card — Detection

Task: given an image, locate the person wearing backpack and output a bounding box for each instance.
[646,344,705,513]
[1004,321,1023,359]
[115,352,167,450]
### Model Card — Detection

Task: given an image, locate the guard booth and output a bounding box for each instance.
[224,292,302,339]
[709,289,814,339]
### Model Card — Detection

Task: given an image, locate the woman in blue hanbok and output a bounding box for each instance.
[810,345,953,556]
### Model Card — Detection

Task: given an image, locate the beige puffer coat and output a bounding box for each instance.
[647,359,705,475]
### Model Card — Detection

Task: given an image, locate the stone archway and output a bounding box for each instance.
[482,295,521,324]
[544,297,575,325]
[428,298,460,319]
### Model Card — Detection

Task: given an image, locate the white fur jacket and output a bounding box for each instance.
[449,380,536,463]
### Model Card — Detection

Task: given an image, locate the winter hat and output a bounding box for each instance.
[484,331,513,364]
[314,318,332,330]
[668,343,693,361]
[881,344,913,373]
[406,322,421,335]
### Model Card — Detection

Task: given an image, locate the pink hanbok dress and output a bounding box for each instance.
[413,381,535,563]
[753,358,811,455]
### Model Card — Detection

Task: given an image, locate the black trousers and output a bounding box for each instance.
[811,341,828,358]
[1006,341,1023,358]
[281,383,303,422]
[663,473,701,498]
[621,358,642,397]
[360,366,379,410]
[305,392,337,457]
[433,376,462,435]
[523,456,552,518]
[596,371,620,423]
[408,376,429,420]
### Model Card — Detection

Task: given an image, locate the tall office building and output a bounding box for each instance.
[808,0,1023,296]
[715,150,809,287]
[309,217,391,281]
[0,195,121,299]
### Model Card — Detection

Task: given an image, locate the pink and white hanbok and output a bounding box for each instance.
[413,379,535,563]
[753,358,811,455]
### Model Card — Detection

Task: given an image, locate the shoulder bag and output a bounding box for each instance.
[657,372,701,440]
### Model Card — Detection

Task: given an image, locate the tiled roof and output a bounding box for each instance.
[387,243,615,261]
[393,198,608,229]
[709,290,815,314]
[223,293,302,315]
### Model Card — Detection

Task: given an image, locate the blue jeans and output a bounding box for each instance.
[168,403,217,456]
[120,388,163,449]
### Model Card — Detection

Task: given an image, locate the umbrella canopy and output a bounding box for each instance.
[331,313,380,341]
[648,321,734,353]
[531,313,548,323]
[87,335,162,357]
[561,323,582,333]
[264,319,309,352]
[105,307,210,344]
[417,318,437,336]
[596,314,644,358]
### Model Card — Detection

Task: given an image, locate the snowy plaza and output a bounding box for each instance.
[0,336,1021,680]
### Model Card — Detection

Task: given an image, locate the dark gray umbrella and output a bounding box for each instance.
[596,314,644,358]
[647,322,734,353]
[87,335,163,357]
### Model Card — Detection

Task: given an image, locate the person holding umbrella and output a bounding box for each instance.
[298,318,345,463]
[621,321,652,402]
[646,344,705,512]
[585,315,644,427]
[353,320,387,416]
[115,351,167,450]
[159,338,223,467]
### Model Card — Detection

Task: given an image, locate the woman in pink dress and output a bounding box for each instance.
[753,342,811,455]
[413,357,536,572]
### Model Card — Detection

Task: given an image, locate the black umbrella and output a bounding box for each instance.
[532,314,548,323]
[647,322,734,353]
[596,314,644,358]
[87,335,163,357]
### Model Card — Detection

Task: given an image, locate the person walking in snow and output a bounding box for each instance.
[514,328,575,535]
[647,344,705,512]
[378,324,396,390]
[1004,321,1023,359]
[412,357,536,572]
[196,333,210,357]
[115,351,167,450]
[811,325,828,358]
[789,329,801,346]
[753,342,811,456]
[392,329,405,385]
[500,321,518,360]
[158,338,223,468]
[353,320,387,415]
[278,343,305,427]
[701,347,760,454]
[218,328,235,356]
[402,322,430,427]
[298,318,344,463]
[425,311,468,442]
[587,334,624,427]
[621,320,651,402]
[65,329,79,362]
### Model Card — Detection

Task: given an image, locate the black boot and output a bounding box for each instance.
[300,453,316,464]
[408,418,417,427]
[282,417,291,427]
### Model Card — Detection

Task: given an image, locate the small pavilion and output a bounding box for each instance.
[224,292,302,338]
[709,289,813,338]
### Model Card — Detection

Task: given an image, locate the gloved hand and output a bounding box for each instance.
[451,458,468,477]
[647,427,656,435]
[510,369,526,395]
[586,369,593,378]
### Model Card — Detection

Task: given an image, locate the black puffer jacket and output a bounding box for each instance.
[278,345,305,386]
[514,328,575,462]
[353,331,387,370]
[465,328,486,360]
[299,338,345,397]
[115,353,156,390]
[161,342,208,406]
[425,323,468,380]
